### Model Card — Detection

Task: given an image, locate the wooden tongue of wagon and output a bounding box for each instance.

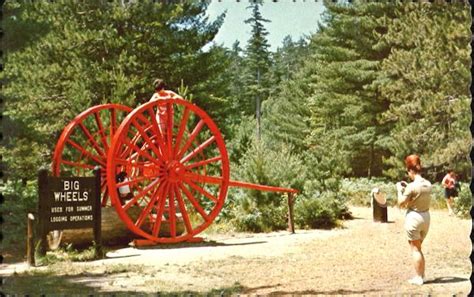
[52,99,297,245]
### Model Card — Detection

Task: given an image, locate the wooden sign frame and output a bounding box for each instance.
[37,168,101,255]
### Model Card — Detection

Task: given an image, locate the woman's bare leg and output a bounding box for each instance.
[446,197,454,215]
[409,240,425,278]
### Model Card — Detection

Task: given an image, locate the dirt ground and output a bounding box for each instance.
[1,206,471,295]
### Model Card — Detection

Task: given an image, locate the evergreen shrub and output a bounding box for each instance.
[454,185,472,218]
[341,178,398,207]
[341,178,471,218]
[1,180,38,254]
[294,193,338,229]
[230,141,305,232]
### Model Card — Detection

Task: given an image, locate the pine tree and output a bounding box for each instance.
[304,1,397,178]
[375,2,471,180]
[227,41,246,120]
[263,62,313,154]
[2,0,228,180]
[268,36,309,97]
[242,2,272,140]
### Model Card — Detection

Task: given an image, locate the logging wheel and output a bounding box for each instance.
[107,99,230,243]
[52,104,132,206]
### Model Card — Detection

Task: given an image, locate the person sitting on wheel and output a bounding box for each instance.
[149,79,183,219]
[149,79,182,137]
[149,79,182,101]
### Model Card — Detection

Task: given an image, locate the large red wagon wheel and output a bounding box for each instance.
[107,99,230,243]
[52,104,132,206]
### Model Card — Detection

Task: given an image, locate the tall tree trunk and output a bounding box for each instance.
[368,141,374,179]
[256,68,261,140]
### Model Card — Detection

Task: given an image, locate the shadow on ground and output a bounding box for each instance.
[268,289,381,295]
[242,286,381,295]
[348,214,395,224]
[270,289,381,295]
[424,276,469,284]
[2,272,384,296]
[2,273,244,296]
[133,239,267,250]
[103,240,268,260]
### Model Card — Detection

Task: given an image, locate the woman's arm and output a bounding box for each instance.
[396,182,410,208]
[150,90,183,102]
[162,90,183,99]
[441,175,449,188]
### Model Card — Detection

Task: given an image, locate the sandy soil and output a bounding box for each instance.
[1,206,471,295]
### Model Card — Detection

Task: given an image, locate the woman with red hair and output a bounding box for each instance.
[396,154,432,285]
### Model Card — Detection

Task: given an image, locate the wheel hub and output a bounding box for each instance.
[166,160,185,183]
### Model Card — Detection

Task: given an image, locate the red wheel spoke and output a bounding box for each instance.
[174,107,190,156]
[168,181,176,238]
[131,120,164,159]
[119,132,142,159]
[174,184,193,234]
[131,119,166,161]
[100,180,107,191]
[176,119,205,160]
[135,182,167,227]
[78,122,105,157]
[141,107,162,137]
[94,111,109,151]
[66,139,105,167]
[61,160,96,170]
[184,172,223,186]
[185,156,222,170]
[143,107,169,157]
[110,107,117,136]
[104,100,229,243]
[182,177,218,203]
[54,104,131,224]
[114,159,154,172]
[114,159,150,166]
[166,103,174,157]
[121,137,162,167]
[151,182,169,237]
[178,182,209,221]
[116,176,153,188]
[123,178,161,211]
[101,187,109,207]
[180,136,216,164]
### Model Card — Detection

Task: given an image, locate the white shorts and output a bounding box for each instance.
[404,210,430,241]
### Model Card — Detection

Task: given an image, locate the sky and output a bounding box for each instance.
[205,1,326,52]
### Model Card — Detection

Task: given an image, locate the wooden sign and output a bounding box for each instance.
[37,168,101,253]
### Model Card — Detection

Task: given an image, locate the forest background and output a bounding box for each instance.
[1,0,471,256]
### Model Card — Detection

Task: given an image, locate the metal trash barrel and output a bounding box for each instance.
[371,188,387,223]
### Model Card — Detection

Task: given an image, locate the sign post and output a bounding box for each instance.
[27,213,35,266]
[287,193,295,234]
[38,169,49,256]
[37,168,101,257]
[93,167,102,253]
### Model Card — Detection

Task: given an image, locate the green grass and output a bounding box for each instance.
[202,218,236,235]
[34,242,106,266]
[3,273,98,296]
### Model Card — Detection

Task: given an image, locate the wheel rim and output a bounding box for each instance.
[107,99,230,243]
[52,104,132,206]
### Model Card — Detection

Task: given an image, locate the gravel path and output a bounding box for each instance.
[1,206,471,295]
